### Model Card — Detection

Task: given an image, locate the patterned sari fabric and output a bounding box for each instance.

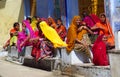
[92,35,109,66]
[31,30,54,61]
[74,31,92,59]
[56,25,67,41]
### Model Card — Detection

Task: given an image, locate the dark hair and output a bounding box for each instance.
[26,17,32,23]
[82,11,89,18]
[13,22,19,28]
[57,18,63,25]
[57,18,62,22]
[100,13,106,18]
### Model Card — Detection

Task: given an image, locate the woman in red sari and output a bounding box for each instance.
[92,34,109,66]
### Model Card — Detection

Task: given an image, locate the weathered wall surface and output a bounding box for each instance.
[0,0,24,48]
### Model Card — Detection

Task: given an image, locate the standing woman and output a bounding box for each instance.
[66,16,93,63]
[91,13,115,49]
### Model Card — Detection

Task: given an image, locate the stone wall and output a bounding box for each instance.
[0,0,24,48]
[72,64,111,77]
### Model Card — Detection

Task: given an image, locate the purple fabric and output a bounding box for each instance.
[83,16,95,28]
[17,20,35,52]
[83,14,100,28]
[23,20,36,38]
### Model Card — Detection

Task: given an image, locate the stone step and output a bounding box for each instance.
[71,63,111,77]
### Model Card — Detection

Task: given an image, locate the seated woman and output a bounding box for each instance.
[66,16,93,63]
[82,11,100,43]
[31,21,54,61]
[92,34,109,66]
[3,22,20,49]
[47,17,57,29]
[17,20,35,62]
[56,18,67,41]
[91,13,115,49]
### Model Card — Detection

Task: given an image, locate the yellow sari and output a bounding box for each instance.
[39,21,67,48]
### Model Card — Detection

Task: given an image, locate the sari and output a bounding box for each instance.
[48,17,57,29]
[83,14,100,28]
[17,20,35,52]
[56,25,67,41]
[66,16,79,52]
[92,35,109,66]
[31,30,53,61]
[31,20,38,31]
[96,19,114,47]
[66,16,91,60]
[83,14,100,44]
[39,21,67,48]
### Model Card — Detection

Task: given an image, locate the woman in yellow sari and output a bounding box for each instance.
[66,16,93,63]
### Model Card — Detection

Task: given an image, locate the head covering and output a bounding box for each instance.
[17,20,35,52]
[22,20,35,38]
[39,21,67,48]
[48,17,57,29]
[92,34,109,66]
[66,16,81,52]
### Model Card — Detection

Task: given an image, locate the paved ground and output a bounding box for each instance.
[0,50,84,77]
[0,58,55,77]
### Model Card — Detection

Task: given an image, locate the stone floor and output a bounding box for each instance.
[0,55,84,77]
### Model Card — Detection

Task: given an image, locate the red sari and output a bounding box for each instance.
[92,35,109,66]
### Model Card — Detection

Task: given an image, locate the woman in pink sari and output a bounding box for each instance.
[92,34,109,66]
[17,20,35,62]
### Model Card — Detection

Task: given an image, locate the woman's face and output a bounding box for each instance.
[75,18,81,26]
[15,24,20,31]
[57,20,62,26]
[102,35,107,42]
[100,15,106,23]
[22,22,26,31]
[48,18,52,25]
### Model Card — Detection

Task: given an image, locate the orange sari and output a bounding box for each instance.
[96,20,114,46]
[48,17,57,29]
[66,16,88,53]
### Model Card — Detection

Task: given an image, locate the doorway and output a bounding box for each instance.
[78,0,104,16]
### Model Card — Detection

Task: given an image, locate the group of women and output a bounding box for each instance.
[67,13,114,66]
[4,13,114,66]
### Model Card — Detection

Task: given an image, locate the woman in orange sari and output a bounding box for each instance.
[91,13,115,49]
[56,18,67,41]
[48,17,57,29]
[66,16,93,63]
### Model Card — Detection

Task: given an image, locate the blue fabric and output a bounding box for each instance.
[24,0,30,18]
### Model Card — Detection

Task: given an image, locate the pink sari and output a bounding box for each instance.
[92,35,109,66]
[17,20,35,52]
[83,14,100,28]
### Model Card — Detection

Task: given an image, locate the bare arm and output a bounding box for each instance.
[84,26,93,34]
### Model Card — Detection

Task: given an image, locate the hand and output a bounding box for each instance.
[20,42,24,47]
[83,26,88,30]
[78,26,84,31]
